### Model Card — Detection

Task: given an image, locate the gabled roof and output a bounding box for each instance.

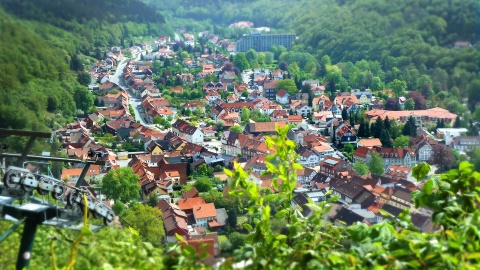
[381,204,403,217]
[182,187,199,199]
[288,115,303,123]
[331,178,364,199]
[172,119,199,135]
[276,89,288,98]
[193,203,217,219]
[333,207,364,225]
[391,187,413,203]
[354,146,372,158]
[177,197,206,211]
[358,138,382,148]
[292,193,312,217]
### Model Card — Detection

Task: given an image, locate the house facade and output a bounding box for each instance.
[452,136,480,151]
[276,90,290,104]
[172,119,204,144]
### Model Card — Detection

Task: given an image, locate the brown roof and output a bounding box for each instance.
[263,79,279,90]
[182,187,199,199]
[185,101,205,108]
[376,147,416,159]
[189,233,220,256]
[172,119,199,135]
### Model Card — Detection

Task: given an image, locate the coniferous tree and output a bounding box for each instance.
[373,117,383,138]
[380,129,392,147]
[402,116,416,137]
[436,119,444,129]
[358,121,365,137]
[383,116,391,133]
[454,116,462,128]
[342,107,348,121]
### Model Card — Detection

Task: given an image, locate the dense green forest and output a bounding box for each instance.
[0,0,170,131]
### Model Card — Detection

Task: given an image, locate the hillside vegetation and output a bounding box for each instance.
[0,0,169,131]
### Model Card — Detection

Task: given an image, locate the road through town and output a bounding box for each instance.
[109,56,151,126]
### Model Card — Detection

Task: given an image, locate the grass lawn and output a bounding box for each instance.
[218,235,228,244]
[183,184,194,191]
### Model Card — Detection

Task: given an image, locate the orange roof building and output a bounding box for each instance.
[178,197,206,212]
[193,203,217,228]
[357,138,382,148]
[365,107,457,126]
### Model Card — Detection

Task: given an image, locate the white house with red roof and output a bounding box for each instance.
[193,203,217,228]
[275,89,290,104]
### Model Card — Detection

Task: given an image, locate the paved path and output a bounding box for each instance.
[109,55,152,126]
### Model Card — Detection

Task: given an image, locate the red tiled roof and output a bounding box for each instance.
[249,122,286,133]
[193,203,217,219]
[358,138,382,148]
[354,146,371,158]
[276,89,287,98]
[288,115,302,122]
[177,197,206,211]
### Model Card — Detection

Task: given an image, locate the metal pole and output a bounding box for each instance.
[16,218,38,270]
[17,137,36,167]
[75,164,91,188]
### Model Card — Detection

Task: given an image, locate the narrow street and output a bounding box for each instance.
[109,55,152,126]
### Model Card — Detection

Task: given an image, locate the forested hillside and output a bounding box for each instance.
[0,0,170,131]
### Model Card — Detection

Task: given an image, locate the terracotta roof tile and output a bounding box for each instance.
[193,203,217,219]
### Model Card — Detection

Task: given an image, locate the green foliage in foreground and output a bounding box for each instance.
[1,127,480,269]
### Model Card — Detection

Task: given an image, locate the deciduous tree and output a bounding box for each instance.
[123,204,165,246]
[369,152,385,175]
[391,79,407,98]
[193,176,213,192]
[241,106,251,124]
[429,144,455,172]
[74,85,94,112]
[230,125,243,133]
[393,135,411,148]
[102,167,140,203]
[353,161,369,176]
[234,53,250,72]
[276,79,298,95]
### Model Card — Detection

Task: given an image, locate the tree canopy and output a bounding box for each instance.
[369,152,385,175]
[102,167,141,203]
[193,176,214,192]
[393,135,411,148]
[353,161,369,176]
[123,203,165,245]
[275,79,298,95]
